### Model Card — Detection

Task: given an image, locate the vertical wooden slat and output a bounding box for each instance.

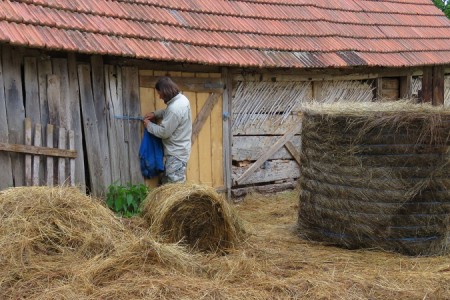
[25,57,41,124]
[222,67,233,198]
[47,75,61,126]
[67,53,85,187]
[432,66,445,106]
[46,124,54,186]
[38,59,52,132]
[122,66,144,185]
[68,130,75,186]
[376,77,383,101]
[211,93,224,188]
[183,73,200,183]
[422,67,433,103]
[52,58,71,130]
[399,75,412,99]
[78,64,106,195]
[58,127,66,185]
[25,118,32,186]
[91,56,112,186]
[0,46,13,189]
[32,123,42,186]
[3,45,25,186]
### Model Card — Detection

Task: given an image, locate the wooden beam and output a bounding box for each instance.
[222,67,233,199]
[140,75,224,92]
[433,66,445,106]
[422,67,433,103]
[191,93,220,144]
[399,75,412,99]
[235,122,302,185]
[0,142,77,158]
[284,141,301,166]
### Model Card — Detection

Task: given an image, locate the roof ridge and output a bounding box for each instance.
[227,0,435,7]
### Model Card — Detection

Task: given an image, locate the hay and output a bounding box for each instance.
[0,186,200,299]
[141,183,246,253]
[297,101,450,255]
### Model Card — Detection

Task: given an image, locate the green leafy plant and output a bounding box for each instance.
[106,183,149,217]
[433,0,450,19]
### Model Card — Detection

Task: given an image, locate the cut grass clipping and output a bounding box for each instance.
[141,183,246,253]
[298,101,450,256]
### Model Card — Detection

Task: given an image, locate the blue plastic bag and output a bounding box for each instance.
[139,130,164,178]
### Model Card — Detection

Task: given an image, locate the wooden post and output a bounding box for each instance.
[25,118,32,186]
[32,124,42,186]
[432,66,445,106]
[376,77,383,101]
[422,67,433,103]
[46,124,54,186]
[0,46,13,189]
[222,67,233,199]
[58,127,66,185]
[399,75,412,99]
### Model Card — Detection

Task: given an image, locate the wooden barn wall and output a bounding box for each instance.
[228,68,450,197]
[139,70,224,189]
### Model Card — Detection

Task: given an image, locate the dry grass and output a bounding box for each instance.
[2,186,450,299]
[140,183,246,253]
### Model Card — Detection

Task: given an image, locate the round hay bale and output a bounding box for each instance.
[141,183,246,253]
[297,102,450,256]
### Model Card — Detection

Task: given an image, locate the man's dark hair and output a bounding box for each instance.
[155,77,180,102]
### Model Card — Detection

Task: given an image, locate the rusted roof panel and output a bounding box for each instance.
[1,0,450,68]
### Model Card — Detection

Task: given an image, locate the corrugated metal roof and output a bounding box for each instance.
[1,0,450,68]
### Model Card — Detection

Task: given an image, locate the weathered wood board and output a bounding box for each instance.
[2,45,25,186]
[232,160,300,185]
[0,47,13,189]
[233,115,302,135]
[232,135,301,161]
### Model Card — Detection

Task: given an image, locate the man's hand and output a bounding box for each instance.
[143,117,151,127]
[144,112,155,120]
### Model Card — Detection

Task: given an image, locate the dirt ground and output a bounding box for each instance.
[201,190,450,299]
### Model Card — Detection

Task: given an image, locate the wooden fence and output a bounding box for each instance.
[0,118,76,187]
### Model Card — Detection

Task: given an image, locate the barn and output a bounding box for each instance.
[0,0,449,197]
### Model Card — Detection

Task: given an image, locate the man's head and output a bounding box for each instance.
[155,76,180,103]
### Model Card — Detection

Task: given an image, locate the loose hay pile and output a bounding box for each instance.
[0,186,199,298]
[141,183,246,253]
[298,102,450,256]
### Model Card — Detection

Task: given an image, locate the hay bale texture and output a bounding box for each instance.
[297,102,450,256]
[0,186,199,298]
[141,183,245,253]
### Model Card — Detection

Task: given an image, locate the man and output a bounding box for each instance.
[144,76,192,184]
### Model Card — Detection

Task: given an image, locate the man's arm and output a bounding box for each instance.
[145,111,180,139]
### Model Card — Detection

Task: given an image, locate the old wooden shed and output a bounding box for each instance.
[0,0,449,197]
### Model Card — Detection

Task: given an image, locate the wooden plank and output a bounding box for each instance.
[232,181,296,198]
[78,64,106,196]
[376,77,383,101]
[196,82,212,186]
[116,67,130,182]
[58,127,66,185]
[284,141,301,166]
[191,93,219,144]
[47,75,61,126]
[422,67,433,103]
[91,55,112,187]
[25,118,32,186]
[140,75,224,92]
[233,72,380,83]
[3,45,25,186]
[233,114,302,135]
[38,59,52,133]
[433,66,445,106]
[382,78,399,90]
[233,135,302,161]
[0,46,13,190]
[32,123,42,186]
[24,57,41,125]
[52,58,71,130]
[222,67,232,198]
[399,75,412,99]
[183,73,200,183]
[67,52,85,187]
[0,142,77,158]
[232,160,300,185]
[108,65,129,184]
[235,122,302,185]
[68,130,75,186]
[46,124,54,186]
[122,66,143,185]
